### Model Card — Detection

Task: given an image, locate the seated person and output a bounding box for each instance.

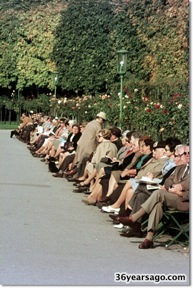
[115,144,189,238]
[103,137,182,216]
[81,132,143,205]
[73,128,118,191]
[120,157,189,249]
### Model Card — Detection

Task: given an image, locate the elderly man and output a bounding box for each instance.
[65,112,106,178]
[118,145,189,240]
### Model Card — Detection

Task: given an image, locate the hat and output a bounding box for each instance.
[153,140,166,149]
[96,112,106,120]
[122,130,130,137]
[111,127,122,138]
[29,110,34,114]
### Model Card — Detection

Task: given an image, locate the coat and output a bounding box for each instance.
[164,164,189,208]
[91,140,118,165]
[75,119,101,163]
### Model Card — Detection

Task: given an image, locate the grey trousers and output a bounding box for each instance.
[129,183,153,223]
[141,189,179,232]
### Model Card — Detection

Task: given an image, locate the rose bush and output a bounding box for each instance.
[0,81,189,143]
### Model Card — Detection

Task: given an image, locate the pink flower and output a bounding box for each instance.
[154,104,160,109]
[173,93,182,99]
[147,108,152,113]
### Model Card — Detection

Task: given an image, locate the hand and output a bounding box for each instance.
[146,172,153,180]
[121,169,128,177]
[168,184,183,195]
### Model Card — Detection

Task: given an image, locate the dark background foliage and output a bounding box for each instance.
[0,0,189,141]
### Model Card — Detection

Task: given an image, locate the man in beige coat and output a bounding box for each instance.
[71,112,106,177]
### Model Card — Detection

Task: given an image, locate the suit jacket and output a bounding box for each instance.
[136,156,168,179]
[164,164,189,203]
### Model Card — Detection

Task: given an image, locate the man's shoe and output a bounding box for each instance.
[120,222,143,238]
[52,173,63,178]
[109,208,132,221]
[120,229,143,238]
[138,239,153,249]
[117,216,135,227]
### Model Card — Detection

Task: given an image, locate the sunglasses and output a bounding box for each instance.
[174,152,189,158]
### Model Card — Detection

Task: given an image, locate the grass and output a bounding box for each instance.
[0,121,19,129]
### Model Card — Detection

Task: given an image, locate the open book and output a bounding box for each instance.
[137,176,158,184]
[146,184,160,190]
[137,176,160,190]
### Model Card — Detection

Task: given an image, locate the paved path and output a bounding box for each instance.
[0,130,190,286]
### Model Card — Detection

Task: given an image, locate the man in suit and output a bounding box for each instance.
[66,112,106,178]
[118,145,189,248]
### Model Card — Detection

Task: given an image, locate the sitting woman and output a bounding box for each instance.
[33,118,68,157]
[54,124,82,166]
[81,135,153,205]
[74,129,118,192]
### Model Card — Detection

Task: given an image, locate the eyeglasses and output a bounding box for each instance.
[174,152,189,158]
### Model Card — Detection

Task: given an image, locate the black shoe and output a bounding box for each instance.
[99,196,111,203]
[68,178,78,182]
[84,189,91,195]
[73,189,85,193]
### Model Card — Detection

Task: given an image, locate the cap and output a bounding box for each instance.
[111,127,122,138]
[153,140,166,149]
[96,112,106,120]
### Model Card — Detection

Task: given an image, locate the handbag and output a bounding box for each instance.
[61,141,74,152]
[100,157,112,164]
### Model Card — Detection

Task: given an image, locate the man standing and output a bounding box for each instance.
[67,112,106,178]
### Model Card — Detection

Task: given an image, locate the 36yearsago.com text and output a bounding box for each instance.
[114,272,186,284]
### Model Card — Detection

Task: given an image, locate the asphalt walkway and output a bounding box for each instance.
[0,130,190,286]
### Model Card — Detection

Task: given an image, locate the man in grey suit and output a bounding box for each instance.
[118,145,189,248]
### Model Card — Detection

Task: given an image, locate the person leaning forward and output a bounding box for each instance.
[70,112,106,177]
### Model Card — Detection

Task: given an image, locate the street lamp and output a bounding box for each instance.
[53,71,59,98]
[117,49,128,128]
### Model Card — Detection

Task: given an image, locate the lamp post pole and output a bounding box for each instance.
[117,49,128,129]
[119,73,124,129]
[53,72,58,98]
[53,71,58,117]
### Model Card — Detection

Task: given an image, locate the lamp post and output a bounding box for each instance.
[53,71,59,98]
[53,71,59,117]
[117,49,128,129]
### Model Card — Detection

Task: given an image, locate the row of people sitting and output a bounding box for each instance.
[17,111,189,250]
